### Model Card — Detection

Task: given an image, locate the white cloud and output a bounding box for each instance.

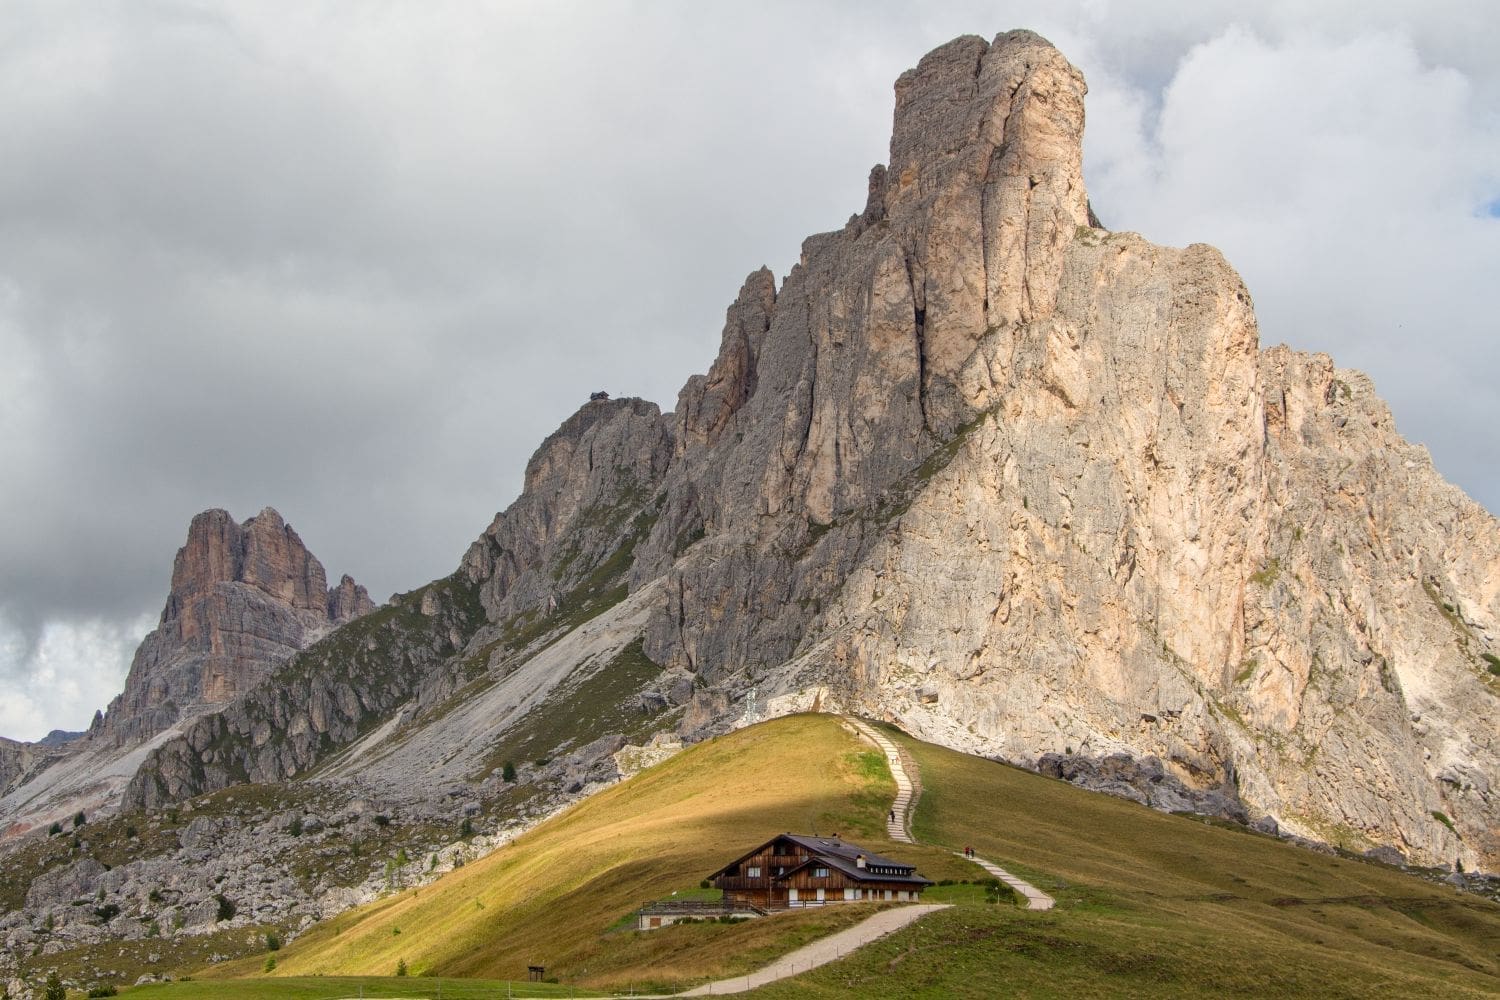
[0,613,153,742]
[1086,24,1500,489]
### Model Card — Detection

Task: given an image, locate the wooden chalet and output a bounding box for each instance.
[708,833,933,909]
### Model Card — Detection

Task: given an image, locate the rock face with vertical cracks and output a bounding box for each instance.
[95,507,375,747]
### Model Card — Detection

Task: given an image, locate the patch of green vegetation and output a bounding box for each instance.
[1481,652,1500,677]
[1249,558,1282,587]
[924,878,1020,907]
[1422,580,1467,634]
[1430,810,1457,835]
[477,637,670,777]
[1213,700,1248,731]
[118,978,598,998]
[1235,659,1258,684]
[845,750,890,783]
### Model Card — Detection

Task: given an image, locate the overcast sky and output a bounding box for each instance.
[1,1,1496,741]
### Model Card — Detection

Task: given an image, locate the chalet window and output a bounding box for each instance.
[747,866,761,878]
[814,867,829,878]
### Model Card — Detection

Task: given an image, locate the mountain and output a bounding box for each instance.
[6,26,1497,883]
[4,26,1499,996]
[0,507,373,838]
[97,506,375,747]
[131,29,1494,871]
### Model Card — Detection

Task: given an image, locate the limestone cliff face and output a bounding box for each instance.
[662,33,1495,870]
[97,507,375,746]
[627,30,1498,869]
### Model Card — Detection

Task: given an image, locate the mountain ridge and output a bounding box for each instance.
[5,28,1495,880]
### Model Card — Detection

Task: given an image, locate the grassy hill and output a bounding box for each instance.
[756,722,1500,998]
[123,714,1498,998]
[187,714,965,994]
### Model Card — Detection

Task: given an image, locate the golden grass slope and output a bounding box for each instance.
[212,714,963,992]
[752,723,1500,999]
[202,715,1498,997]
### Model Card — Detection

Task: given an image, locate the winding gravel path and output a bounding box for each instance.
[676,903,951,996]
[848,717,1055,911]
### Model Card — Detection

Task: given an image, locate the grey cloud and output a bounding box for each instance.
[0,1,1496,739]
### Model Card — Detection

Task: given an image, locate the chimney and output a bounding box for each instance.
[856,854,866,869]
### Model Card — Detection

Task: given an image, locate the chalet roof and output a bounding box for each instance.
[707,832,933,887]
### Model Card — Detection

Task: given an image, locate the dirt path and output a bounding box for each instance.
[676,903,951,996]
[659,717,1050,996]
[847,717,1055,911]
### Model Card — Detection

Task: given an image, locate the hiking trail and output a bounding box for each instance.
[847,717,1055,911]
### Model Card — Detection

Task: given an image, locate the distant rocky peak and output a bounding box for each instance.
[329,572,376,620]
[171,506,330,617]
[95,507,377,746]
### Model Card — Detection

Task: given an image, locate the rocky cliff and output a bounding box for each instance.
[0,508,376,846]
[0,739,66,799]
[96,507,375,747]
[117,31,1497,872]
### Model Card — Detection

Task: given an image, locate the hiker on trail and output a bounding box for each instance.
[965,845,973,858]
[889,809,895,821]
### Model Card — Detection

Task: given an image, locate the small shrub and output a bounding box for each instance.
[1482,652,1500,676]
[73,811,87,829]
[287,817,303,837]
[699,879,711,890]
[124,825,138,839]
[373,814,391,827]
[1431,811,1457,834]
[264,931,281,951]
[264,955,277,973]
[460,817,474,838]
[214,893,236,922]
[502,761,517,783]
[43,971,66,1000]
[93,903,120,923]
[396,958,408,977]
[48,821,62,836]
[148,888,164,904]
[88,986,119,997]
